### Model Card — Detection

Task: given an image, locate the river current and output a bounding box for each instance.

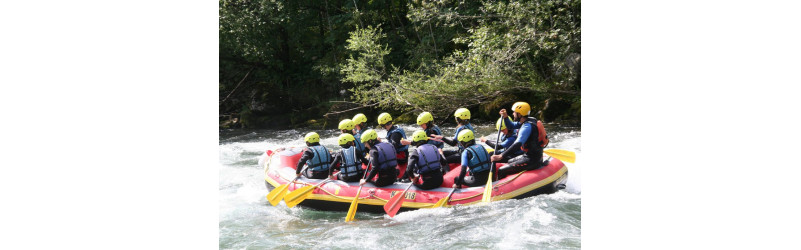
[219,123,581,249]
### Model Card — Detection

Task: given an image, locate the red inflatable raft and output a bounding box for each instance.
[262,147,568,213]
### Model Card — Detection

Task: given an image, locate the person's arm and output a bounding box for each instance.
[441,136,457,146]
[501,124,531,159]
[355,148,368,167]
[365,150,381,181]
[329,152,342,176]
[485,139,497,149]
[389,132,404,150]
[406,152,419,179]
[296,150,313,175]
[455,151,470,188]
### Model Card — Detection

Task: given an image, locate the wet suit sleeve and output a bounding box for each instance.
[406,151,419,178]
[329,151,343,176]
[355,148,368,167]
[456,150,471,188]
[441,137,458,146]
[389,132,404,150]
[501,123,531,159]
[366,149,381,181]
[296,149,314,174]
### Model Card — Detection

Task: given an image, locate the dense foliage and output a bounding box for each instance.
[220,0,580,128]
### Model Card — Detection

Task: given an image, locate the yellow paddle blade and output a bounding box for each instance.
[484,146,495,154]
[482,172,493,203]
[433,197,448,208]
[544,149,576,163]
[266,183,290,206]
[345,187,363,222]
[283,185,315,208]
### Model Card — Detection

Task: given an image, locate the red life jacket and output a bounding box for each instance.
[520,117,549,152]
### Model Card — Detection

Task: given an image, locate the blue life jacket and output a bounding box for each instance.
[339,146,361,178]
[374,142,398,171]
[414,144,441,174]
[386,125,409,152]
[453,123,476,150]
[465,144,491,174]
[305,145,332,172]
[426,125,444,149]
[353,130,366,157]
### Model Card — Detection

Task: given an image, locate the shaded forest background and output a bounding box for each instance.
[220,0,580,129]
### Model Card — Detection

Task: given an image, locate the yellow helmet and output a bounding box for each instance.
[338,133,355,146]
[338,119,354,130]
[411,130,428,142]
[377,112,393,126]
[454,108,471,120]
[512,102,531,116]
[496,118,507,130]
[416,112,434,125]
[457,129,474,143]
[360,129,378,143]
[352,113,367,125]
[304,132,320,143]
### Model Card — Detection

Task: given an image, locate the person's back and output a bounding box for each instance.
[453,130,492,188]
[295,132,332,179]
[358,129,399,187]
[406,130,445,190]
[329,133,367,182]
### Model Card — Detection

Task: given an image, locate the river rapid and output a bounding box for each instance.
[219,123,581,249]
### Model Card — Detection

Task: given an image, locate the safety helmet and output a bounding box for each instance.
[304,132,320,144]
[457,129,474,143]
[338,119,354,130]
[511,102,531,116]
[411,130,428,143]
[338,133,355,146]
[377,113,392,126]
[496,118,507,131]
[454,108,471,120]
[416,112,434,125]
[352,113,367,125]
[360,129,378,143]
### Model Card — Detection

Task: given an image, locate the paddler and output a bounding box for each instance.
[479,117,524,162]
[452,130,492,188]
[351,113,369,158]
[295,132,333,179]
[430,108,476,164]
[328,133,368,182]
[492,102,549,179]
[405,130,447,190]
[359,129,399,187]
[401,111,444,149]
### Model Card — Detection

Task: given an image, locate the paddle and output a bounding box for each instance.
[266,165,308,206]
[345,163,372,222]
[283,177,331,208]
[482,120,503,203]
[433,187,457,208]
[544,149,576,163]
[384,182,414,217]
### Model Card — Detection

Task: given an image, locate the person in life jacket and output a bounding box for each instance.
[328,133,368,182]
[480,117,524,162]
[430,108,476,164]
[295,132,333,179]
[414,112,444,149]
[359,129,399,187]
[377,113,409,165]
[491,102,550,179]
[452,129,492,188]
[351,113,369,158]
[405,130,447,190]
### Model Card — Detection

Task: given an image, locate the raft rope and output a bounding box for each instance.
[267,151,530,205]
